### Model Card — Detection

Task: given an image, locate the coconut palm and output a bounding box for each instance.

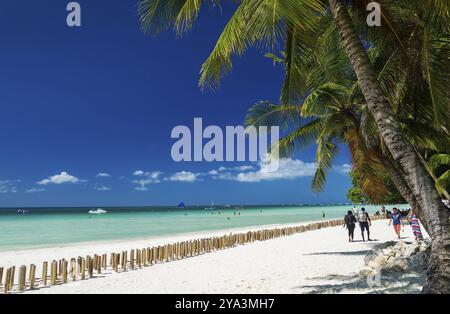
[428,154,450,198]
[138,0,450,293]
[246,84,390,200]
[328,2,449,293]
[245,80,435,232]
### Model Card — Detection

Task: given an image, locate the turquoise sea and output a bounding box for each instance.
[0,204,409,251]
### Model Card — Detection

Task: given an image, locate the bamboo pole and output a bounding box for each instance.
[62,260,68,284]
[81,258,86,280]
[77,257,82,274]
[4,268,11,294]
[96,255,102,274]
[130,250,135,269]
[87,256,93,278]
[0,267,3,287]
[29,264,36,290]
[42,262,48,286]
[18,265,26,291]
[70,258,76,281]
[143,249,147,266]
[9,266,15,290]
[50,261,57,285]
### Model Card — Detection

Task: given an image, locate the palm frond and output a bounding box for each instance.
[199,0,325,89]
[246,101,302,130]
[312,136,338,192]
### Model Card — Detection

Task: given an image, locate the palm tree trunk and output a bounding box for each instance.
[382,158,429,233]
[329,0,450,293]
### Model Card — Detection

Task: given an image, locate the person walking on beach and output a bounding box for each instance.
[389,207,404,239]
[358,208,372,241]
[344,210,357,242]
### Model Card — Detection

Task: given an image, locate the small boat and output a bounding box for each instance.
[178,202,186,209]
[205,202,216,211]
[16,209,29,215]
[88,208,108,215]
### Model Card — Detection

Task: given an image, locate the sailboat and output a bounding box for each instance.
[205,202,216,211]
[177,202,186,209]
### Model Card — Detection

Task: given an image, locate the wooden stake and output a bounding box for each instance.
[3,268,11,294]
[42,262,48,286]
[130,250,135,269]
[62,260,68,284]
[81,259,86,280]
[29,264,36,290]
[50,261,57,285]
[18,265,26,291]
[9,266,15,290]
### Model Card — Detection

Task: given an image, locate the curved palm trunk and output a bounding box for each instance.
[329,0,450,293]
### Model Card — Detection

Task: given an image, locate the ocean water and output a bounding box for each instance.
[0,205,409,251]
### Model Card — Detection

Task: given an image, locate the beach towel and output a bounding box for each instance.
[410,214,423,240]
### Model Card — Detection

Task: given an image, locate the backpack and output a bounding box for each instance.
[345,214,355,226]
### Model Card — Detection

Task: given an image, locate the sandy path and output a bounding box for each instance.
[0,220,424,294]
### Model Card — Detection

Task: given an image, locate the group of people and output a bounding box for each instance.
[343,206,424,242]
[343,207,372,242]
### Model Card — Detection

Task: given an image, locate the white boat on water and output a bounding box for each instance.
[205,202,216,211]
[88,208,108,215]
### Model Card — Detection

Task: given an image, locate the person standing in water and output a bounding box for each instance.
[358,208,372,241]
[389,207,404,239]
[344,210,357,242]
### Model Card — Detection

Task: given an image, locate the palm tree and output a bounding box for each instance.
[428,154,450,198]
[245,81,432,232]
[328,0,449,293]
[246,84,389,199]
[138,0,450,293]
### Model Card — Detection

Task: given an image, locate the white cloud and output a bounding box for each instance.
[37,172,81,185]
[166,171,199,183]
[26,188,45,193]
[132,171,163,191]
[234,165,254,171]
[334,164,352,174]
[206,159,351,183]
[208,165,253,176]
[133,170,145,176]
[0,180,18,193]
[96,172,111,178]
[233,158,317,182]
[94,185,111,191]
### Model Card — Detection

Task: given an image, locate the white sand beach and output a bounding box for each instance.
[0,220,428,294]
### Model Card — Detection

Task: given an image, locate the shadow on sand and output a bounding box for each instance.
[293,271,424,294]
[293,242,424,294]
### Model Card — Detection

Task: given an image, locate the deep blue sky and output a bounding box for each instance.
[0,0,351,207]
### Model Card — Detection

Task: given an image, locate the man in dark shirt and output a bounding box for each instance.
[344,210,357,242]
